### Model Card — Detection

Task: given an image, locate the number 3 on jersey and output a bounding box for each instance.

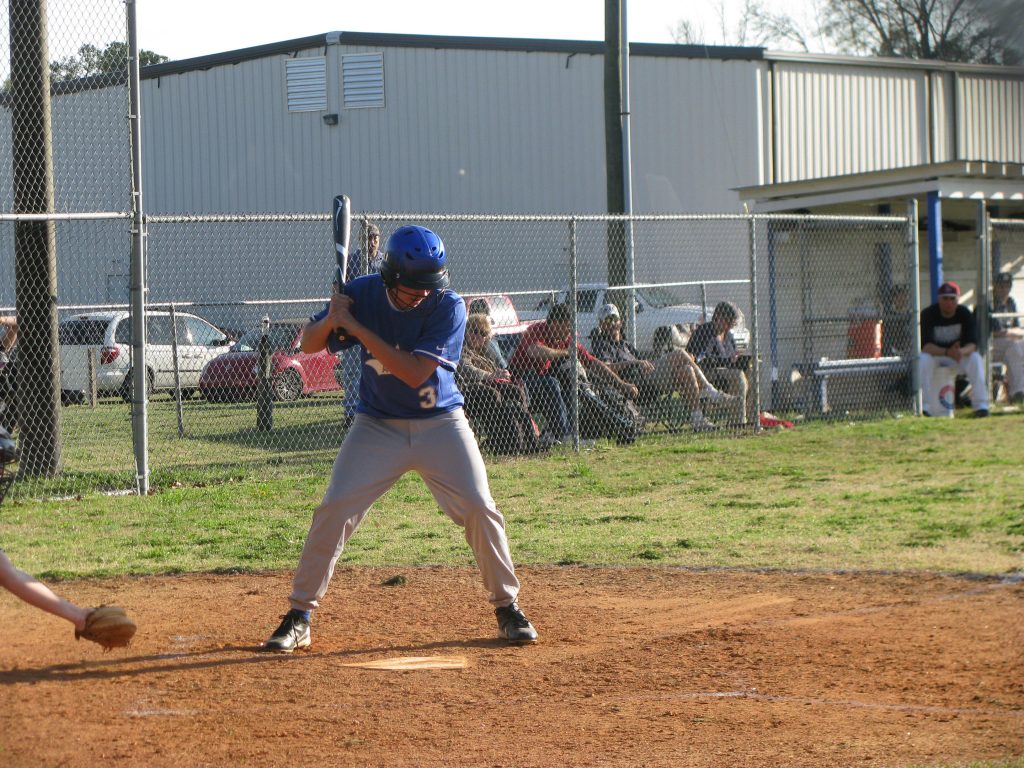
[418,385,437,409]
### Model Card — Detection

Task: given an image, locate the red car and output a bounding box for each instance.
[199,319,342,402]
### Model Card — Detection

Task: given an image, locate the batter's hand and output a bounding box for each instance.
[327,288,357,337]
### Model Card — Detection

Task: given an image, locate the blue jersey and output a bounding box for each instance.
[312,274,466,419]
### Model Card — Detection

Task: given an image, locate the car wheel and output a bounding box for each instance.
[120,368,154,403]
[178,388,196,401]
[272,369,303,402]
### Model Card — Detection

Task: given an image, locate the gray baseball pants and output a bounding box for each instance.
[289,409,521,612]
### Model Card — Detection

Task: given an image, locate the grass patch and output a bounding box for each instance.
[1,404,1022,578]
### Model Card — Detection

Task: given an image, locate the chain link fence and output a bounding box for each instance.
[751,215,917,420]
[2,0,133,499]
[1,2,987,502]
[989,218,1024,404]
[2,201,920,499]
[67,212,907,500]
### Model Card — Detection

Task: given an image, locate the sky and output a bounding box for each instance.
[132,0,823,63]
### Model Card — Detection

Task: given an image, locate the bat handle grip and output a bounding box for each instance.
[333,267,349,342]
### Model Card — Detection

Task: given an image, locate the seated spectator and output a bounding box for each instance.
[457,313,539,454]
[0,315,16,430]
[509,303,638,446]
[686,301,750,425]
[988,272,1024,405]
[919,281,988,417]
[589,303,727,431]
[0,315,16,357]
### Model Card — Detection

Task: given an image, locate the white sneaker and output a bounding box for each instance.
[690,413,719,432]
[700,385,735,403]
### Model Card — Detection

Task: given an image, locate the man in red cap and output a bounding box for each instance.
[919,281,989,417]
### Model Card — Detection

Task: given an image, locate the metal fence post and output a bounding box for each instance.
[908,199,922,415]
[569,218,579,449]
[977,201,991,400]
[256,314,274,431]
[87,348,97,408]
[748,215,761,433]
[169,303,185,437]
[127,0,149,494]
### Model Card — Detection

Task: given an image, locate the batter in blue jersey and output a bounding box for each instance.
[322,271,466,419]
[263,225,538,651]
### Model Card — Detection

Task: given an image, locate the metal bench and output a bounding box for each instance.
[796,356,910,415]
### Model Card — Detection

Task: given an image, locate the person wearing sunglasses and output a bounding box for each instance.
[457,313,540,454]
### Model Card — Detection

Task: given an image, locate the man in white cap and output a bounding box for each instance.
[589,302,731,432]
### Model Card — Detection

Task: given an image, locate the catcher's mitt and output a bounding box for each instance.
[75,605,137,650]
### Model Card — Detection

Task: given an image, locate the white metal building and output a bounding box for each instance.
[138,33,1024,322]
[2,32,1022,312]
[128,33,1023,218]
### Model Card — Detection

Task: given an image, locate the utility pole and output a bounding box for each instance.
[10,0,63,475]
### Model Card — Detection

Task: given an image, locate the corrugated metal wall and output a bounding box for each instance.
[141,45,611,215]
[772,63,928,182]
[629,56,764,213]
[957,74,1024,163]
[771,62,1024,179]
[139,42,768,217]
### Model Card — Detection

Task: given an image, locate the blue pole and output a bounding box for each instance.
[927,191,943,302]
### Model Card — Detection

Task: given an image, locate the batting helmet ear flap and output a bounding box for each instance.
[380,258,400,289]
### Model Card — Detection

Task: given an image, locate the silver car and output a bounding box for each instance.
[59,311,232,400]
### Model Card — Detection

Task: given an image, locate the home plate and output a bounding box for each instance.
[341,655,468,671]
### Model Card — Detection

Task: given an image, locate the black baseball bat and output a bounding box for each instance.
[332,194,352,342]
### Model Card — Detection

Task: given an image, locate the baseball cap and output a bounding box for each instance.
[597,303,620,322]
[995,272,1013,285]
[937,281,960,298]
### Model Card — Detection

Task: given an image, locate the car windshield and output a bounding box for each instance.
[235,325,300,352]
[58,319,109,345]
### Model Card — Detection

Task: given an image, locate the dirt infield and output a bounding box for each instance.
[1,567,1021,767]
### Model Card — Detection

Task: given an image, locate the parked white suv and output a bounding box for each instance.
[519,284,750,356]
[58,311,232,400]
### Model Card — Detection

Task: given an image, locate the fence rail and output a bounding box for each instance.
[2,205,940,500]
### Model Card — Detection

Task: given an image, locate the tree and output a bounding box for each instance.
[670,0,823,50]
[820,0,1022,63]
[670,0,1022,64]
[49,41,167,83]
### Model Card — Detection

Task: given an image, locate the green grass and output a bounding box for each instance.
[2,397,1023,579]
[910,759,1024,768]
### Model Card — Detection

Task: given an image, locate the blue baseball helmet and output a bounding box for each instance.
[381,225,450,291]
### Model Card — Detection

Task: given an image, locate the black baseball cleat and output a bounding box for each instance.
[264,609,311,653]
[495,603,538,644]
